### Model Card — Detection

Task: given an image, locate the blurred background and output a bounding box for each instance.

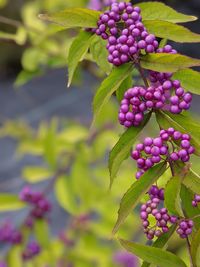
[0,0,200,266]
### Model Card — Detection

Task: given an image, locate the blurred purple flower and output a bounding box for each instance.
[113,251,139,267]
[88,0,102,10]
[0,262,7,267]
[88,0,117,10]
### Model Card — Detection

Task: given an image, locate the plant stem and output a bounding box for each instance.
[186,237,195,267]
[137,62,149,88]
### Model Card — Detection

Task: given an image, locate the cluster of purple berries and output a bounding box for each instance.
[176,219,194,239]
[0,262,6,267]
[192,194,200,207]
[0,222,22,245]
[140,186,177,240]
[119,82,192,128]
[149,45,192,114]
[141,185,195,240]
[131,128,195,179]
[20,186,51,219]
[22,241,41,261]
[95,2,158,66]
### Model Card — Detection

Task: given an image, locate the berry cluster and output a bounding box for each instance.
[148,185,164,200]
[149,45,192,114]
[22,241,41,261]
[95,2,158,66]
[20,186,51,219]
[140,185,195,240]
[119,81,192,128]
[176,219,194,239]
[192,194,200,207]
[0,222,22,245]
[140,187,178,240]
[131,128,195,179]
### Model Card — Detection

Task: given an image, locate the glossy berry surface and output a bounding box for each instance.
[131,128,195,179]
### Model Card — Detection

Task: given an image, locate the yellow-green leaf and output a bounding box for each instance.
[164,176,183,216]
[113,163,167,234]
[67,31,95,87]
[119,239,187,267]
[22,166,53,183]
[141,53,200,73]
[173,69,200,95]
[138,2,197,23]
[143,20,200,43]
[0,194,26,212]
[109,113,151,188]
[92,63,132,126]
[39,8,100,28]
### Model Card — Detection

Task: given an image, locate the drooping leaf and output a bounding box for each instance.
[7,246,23,267]
[138,2,197,23]
[156,110,200,156]
[141,225,177,267]
[191,228,200,267]
[0,194,26,212]
[34,219,50,248]
[116,74,133,102]
[143,20,200,43]
[39,8,100,28]
[22,166,53,183]
[181,185,200,229]
[90,36,112,74]
[119,239,187,267]
[109,113,151,188]
[183,169,200,195]
[164,176,183,216]
[172,69,200,95]
[67,31,95,87]
[113,163,167,234]
[141,53,200,73]
[55,175,79,215]
[92,63,132,125]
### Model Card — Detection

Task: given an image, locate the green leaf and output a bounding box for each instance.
[119,239,187,267]
[0,194,26,212]
[116,75,133,102]
[181,185,200,229]
[143,20,200,43]
[67,31,95,87]
[141,225,177,267]
[183,169,200,195]
[22,166,53,183]
[172,69,200,95]
[55,175,79,215]
[109,113,151,188]
[113,163,167,234]
[191,228,200,267]
[39,8,100,28]
[92,64,132,125]
[141,53,200,73]
[90,36,112,74]
[156,111,200,156]
[164,176,183,216]
[138,2,197,23]
[7,246,23,267]
[34,219,50,248]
